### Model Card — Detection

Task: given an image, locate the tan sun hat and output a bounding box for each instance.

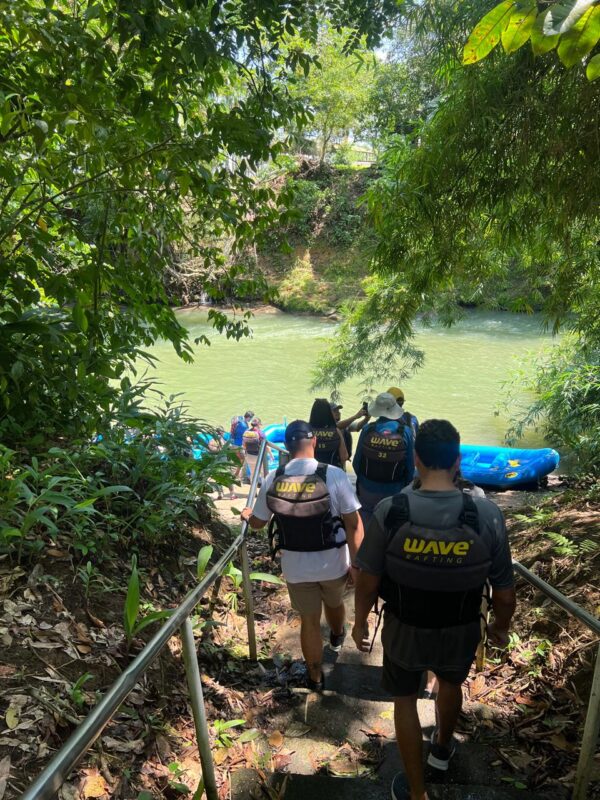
[368,392,403,420]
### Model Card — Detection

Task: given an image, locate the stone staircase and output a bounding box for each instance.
[230,616,564,800]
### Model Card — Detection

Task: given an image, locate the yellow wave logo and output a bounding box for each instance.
[275,481,316,493]
[370,436,401,447]
[403,538,471,557]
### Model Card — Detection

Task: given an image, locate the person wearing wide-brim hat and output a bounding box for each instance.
[352,392,414,526]
[387,386,419,440]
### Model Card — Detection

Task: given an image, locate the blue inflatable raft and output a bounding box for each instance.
[196,425,559,489]
[459,444,559,489]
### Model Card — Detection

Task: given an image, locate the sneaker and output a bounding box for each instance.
[329,628,346,652]
[390,772,409,800]
[427,729,456,771]
[306,672,325,692]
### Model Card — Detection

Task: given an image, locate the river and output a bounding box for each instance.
[141,308,556,447]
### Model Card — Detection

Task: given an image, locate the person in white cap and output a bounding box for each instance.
[352,392,414,526]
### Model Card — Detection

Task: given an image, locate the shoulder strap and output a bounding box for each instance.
[315,463,328,482]
[275,465,286,478]
[459,492,480,535]
[384,492,410,533]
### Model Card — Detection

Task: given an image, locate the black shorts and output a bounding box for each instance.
[382,652,473,697]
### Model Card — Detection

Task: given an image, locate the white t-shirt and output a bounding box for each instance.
[252,457,361,583]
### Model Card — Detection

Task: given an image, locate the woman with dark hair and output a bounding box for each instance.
[309,398,348,468]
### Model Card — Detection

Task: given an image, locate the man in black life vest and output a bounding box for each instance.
[351,419,516,800]
[241,420,363,691]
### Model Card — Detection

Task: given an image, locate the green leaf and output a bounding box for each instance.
[502,1,538,52]
[531,13,561,53]
[587,51,600,77]
[557,6,600,66]
[72,303,88,332]
[463,0,516,64]
[124,555,140,641]
[542,0,597,35]
[237,728,260,743]
[218,719,246,730]
[133,610,172,634]
[249,572,285,585]
[10,361,24,381]
[196,544,213,580]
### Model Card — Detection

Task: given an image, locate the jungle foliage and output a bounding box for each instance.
[0,382,236,561]
[0,0,395,448]
[313,0,600,469]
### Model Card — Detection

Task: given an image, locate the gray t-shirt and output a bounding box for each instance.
[355,486,514,671]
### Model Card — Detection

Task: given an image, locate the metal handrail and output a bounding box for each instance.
[21,437,276,800]
[512,560,600,800]
[513,560,600,636]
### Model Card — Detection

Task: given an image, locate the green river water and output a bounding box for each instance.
[142,308,556,447]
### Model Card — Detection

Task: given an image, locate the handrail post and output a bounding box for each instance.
[181,618,219,800]
[240,539,258,660]
[572,642,600,800]
[238,438,267,662]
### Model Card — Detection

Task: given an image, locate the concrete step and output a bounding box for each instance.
[231,768,559,800]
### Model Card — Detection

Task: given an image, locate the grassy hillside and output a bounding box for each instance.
[257,162,377,314]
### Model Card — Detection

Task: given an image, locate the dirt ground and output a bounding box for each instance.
[1,478,599,799]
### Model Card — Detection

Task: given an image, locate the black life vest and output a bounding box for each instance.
[380,492,492,628]
[313,426,342,467]
[266,464,345,555]
[359,421,409,483]
[242,428,261,455]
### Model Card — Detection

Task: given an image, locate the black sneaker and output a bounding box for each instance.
[329,628,346,652]
[427,729,456,771]
[390,772,409,800]
[306,672,325,692]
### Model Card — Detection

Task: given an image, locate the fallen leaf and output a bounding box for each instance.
[5,708,19,730]
[46,549,68,558]
[268,730,284,749]
[59,783,80,800]
[101,736,145,754]
[82,770,108,798]
[514,694,538,707]
[549,733,572,751]
[285,722,311,737]
[379,709,393,720]
[213,748,228,765]
[0,666,16,678]
[272,752,293,771]
[470,674,486,698]
[76,644,92,655]
[0,755,10,800]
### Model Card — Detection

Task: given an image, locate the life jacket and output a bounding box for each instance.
[358,421,409,483]
[266,464,345,555]
[242,428,261,455]
[380,492,492,628]
[313,426,342,467]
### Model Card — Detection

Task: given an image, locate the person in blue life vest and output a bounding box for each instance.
[240,420,363,691]
[387,387,419,440]
[351,419,516,800]
[352,392,415,526]
[309,398,349,469]
[229,410,255,491]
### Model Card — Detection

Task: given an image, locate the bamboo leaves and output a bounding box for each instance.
[464,0,600,76]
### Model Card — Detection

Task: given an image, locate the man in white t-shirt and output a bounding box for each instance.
[241,419,363,691]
